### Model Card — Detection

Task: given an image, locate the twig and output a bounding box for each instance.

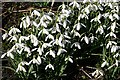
[80,67,92,79]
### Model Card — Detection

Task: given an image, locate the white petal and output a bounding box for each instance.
[101,61,107,67]
[2,33,8,40]
[50,50,55,58]
[1,53,7,58]
[69,57,73,63]
[37,56,42,65]
[84,36,89,44]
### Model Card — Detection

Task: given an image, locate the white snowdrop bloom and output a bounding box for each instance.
[71,42,81,49]
[15,43,25,49]
[65,57,73,63]
[84,6,90,14]
[31,10,40,17]
[92,69,103,78]
[103,12,109,18]
[26,16,30,27]
[91,13,102,23]
[115,60,119,67]
[98,4,103,11]
[37,47,42,55]
[81,36,89,44]
[74,31,81,38]
[16,63,26,72]
[92,0,98,2]
[49,50,55,58]
[109,14,114,21]
[111,22,116,32]
[109,32,116,38]
[113,53,120,58]
[8,28,21,35]
[21,61,29,66]
[9,36,17,42]
[57,48,67,56]
[2,33,8,40]
[24,46,31,54]
[17,48,24,54]
[42,43,52,51]
[111,45,118,53]
[69,1,80,10]
[113,13,119,20]
[106,41,117,49]
[37,56,42,65]
[19,36,29,43]
[101,61,109,67]
[29,34,38,46]
[1,45,15,59]
[56,23,61,32]
[68,57,73,63]
[63,20,67,28]
[108,3,113,9]
[45,64,54,70]
[73,23,81,31]
[83,0,91,3]
[42,28,49,35]
[105,32,116,38]
[33,21,40,28]
[29,57,41,65]
[45,34,54,41]
[96,26,104,34]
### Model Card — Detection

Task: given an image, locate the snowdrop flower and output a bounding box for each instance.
[45,64,54,70]
[17,48,24,54]
[65,57,73,63]
[8,28,21,35]
[81,35,89,44]
[31,10,40,17]
[16,63,26,72]
[49,50,55,58]
[45,34,54,41]
[92,69,103,78]
[91,13,102,23]
[26,16,30,27]
[71,42,81,49]
[42,43,52,51]
[101,60,109,67]
[55,23,61,32]
[57,48,67,56]
[113,13,119,20]
[83,0,91,3]
[69,0,80,10]
[33,21,40,28]
[115,60,119,67]
[105,32,116,38]
[106,41,117,49]
[96,25,104,34]
[111,21,116,32]
[29,34,38,46]
[37,47,42,55]
[24,46,31,54]
[29,57,41,65]
[1,45,15,59]
[103,12,109,18]
[109,14,114,21]
[9,36,17,42]
[71,30,81,38]
[113,53,120,58]
[2,33,8,40]
[111,45,118,53]
[19,36,29,43]
[73,23,81,31]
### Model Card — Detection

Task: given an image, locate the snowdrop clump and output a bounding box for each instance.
[1,0,120,79]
